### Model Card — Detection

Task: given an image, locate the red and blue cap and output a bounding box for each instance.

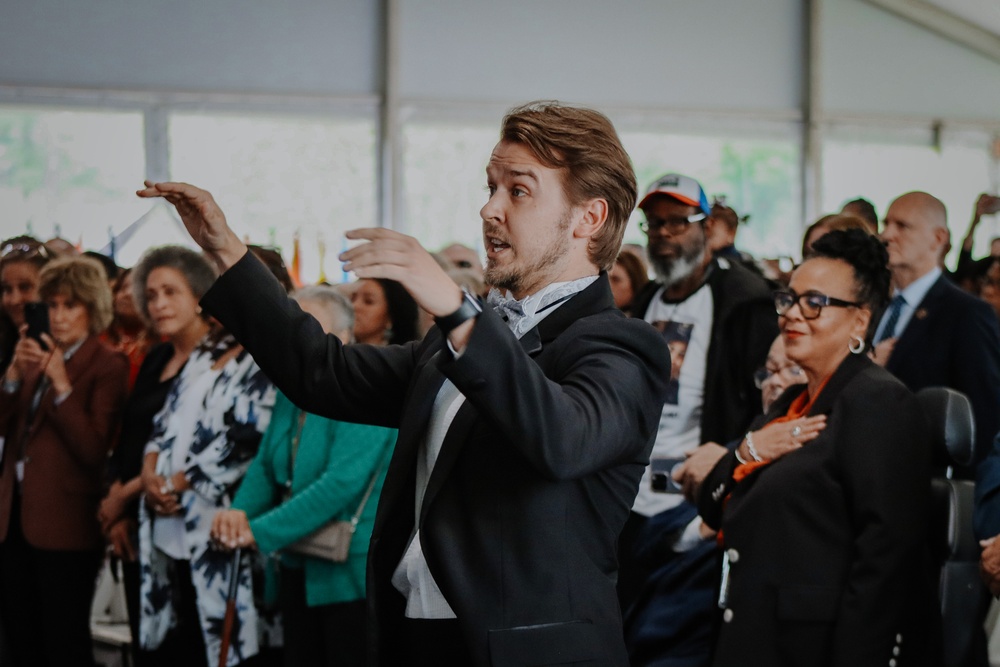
[638,173,712,218]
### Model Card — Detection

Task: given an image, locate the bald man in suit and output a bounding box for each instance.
[874,191,1000,472]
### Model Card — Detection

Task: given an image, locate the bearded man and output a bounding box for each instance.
[139,102,670,667]
[619,173,777,666]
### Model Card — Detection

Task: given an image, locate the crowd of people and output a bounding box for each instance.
[2,99,1000,667]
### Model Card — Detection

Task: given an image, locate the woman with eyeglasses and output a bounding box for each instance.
[0,237,53,375]
[697,229,939,667]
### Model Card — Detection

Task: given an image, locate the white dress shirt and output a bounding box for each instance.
[390,275,599,619]
[874,266,941,341]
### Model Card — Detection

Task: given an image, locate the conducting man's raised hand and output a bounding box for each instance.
[340,228,463,317]
[341,228,474,350]
[136,180,247,271]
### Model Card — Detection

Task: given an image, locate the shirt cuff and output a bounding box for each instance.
[53,388,72,406]
[446,338,466,359]
[673,516,709,553]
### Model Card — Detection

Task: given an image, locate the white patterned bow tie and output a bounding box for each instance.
[487,289,528,334]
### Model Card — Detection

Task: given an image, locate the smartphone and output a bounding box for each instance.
[24,302,50,350]
[651,457,685,494]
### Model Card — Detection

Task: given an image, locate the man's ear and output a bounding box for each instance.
[573,198,608,240]
[933,225,950,250]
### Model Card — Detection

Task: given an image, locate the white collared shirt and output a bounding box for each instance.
[390,275,599,619]
[874,266,942,341]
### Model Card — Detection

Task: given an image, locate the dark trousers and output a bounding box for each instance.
[0,493,102,667]
[401,617,472,667]
[618,506,719,667]
[279,566,366,667]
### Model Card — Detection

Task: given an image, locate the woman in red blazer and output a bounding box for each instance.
[0,255,129,667]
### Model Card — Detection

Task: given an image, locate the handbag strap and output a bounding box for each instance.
[284,410,308,499]
[349,447,390,526]
[285,409,390,525]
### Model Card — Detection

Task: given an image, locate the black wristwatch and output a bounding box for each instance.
[435,288,482,334]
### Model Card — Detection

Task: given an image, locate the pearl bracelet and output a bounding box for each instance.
[745,431,764,462]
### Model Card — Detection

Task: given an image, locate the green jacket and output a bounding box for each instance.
[233,390,396,606]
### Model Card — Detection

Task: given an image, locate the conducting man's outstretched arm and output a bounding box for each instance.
[138,180,475,351]
[137,180,248,273]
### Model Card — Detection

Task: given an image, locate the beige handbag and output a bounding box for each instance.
[283,411,386,563]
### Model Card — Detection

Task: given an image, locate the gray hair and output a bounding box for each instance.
[292,284,354,334]
[131,245,217,321]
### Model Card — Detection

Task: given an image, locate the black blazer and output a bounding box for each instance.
[698,353,937,667]
[885,274,1000,471]
[630,257,778,445]
[203,253,671,667]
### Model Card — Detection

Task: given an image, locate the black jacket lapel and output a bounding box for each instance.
[888,276,945,371]
[416,273,616,521]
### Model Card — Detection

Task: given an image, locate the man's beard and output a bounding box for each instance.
[484,213,571,295]
[648,235,706,289]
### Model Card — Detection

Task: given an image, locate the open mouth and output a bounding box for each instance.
[487,237,511,256]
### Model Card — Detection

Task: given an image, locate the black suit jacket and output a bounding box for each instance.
[699,353,937,667]
[630,257,778,445]
[884,274,1000,471]
[203,253,670,667]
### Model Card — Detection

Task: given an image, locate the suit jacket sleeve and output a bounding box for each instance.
[697,449,740,531]
[201,251,419,428]
[39,343,129,470]
[439,305,671,480]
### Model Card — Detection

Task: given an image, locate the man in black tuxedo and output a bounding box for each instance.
[874,191,1000,471]
[138,102,670,667]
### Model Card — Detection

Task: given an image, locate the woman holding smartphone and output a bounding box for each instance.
[0,255,129,667]
[0,236,53,375]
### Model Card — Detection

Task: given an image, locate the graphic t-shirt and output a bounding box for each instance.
[632,282,714,517]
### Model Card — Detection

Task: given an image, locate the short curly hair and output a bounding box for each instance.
[808,228,890,344]
[131,246,217,323]
[38,256,115,334]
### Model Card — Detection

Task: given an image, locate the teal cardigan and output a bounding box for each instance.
[233,390,396,607]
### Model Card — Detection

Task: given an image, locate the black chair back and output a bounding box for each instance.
[918,386,988,667]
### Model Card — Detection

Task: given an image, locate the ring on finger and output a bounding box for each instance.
[791,425,802,437]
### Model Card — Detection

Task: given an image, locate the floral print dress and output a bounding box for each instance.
[138,335,275,666]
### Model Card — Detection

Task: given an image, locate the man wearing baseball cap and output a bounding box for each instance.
[619,173,778,666]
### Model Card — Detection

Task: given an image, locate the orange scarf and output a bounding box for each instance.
[717,376,830,547]
[732,375,830,483]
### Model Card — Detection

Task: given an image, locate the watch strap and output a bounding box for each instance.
[435,289,482,334]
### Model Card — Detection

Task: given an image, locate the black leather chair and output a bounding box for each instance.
[919,386,989,667]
